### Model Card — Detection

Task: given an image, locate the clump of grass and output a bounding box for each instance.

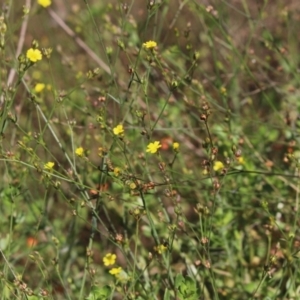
[1,0,300,299]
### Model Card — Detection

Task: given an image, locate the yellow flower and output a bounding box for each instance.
[129,182,137,190]
[146,141,161,154]
[173,142,179,150]
[26,48,42,62]
[109,267,122,275]
[213,161,224,171]
[143,40,157,49]
[113,124,124,135]
[103,253,116,266]
[220,86,227,96]
[38,0,52,8]
[237,156,244,164]
[155,244,167,254]
[113,167,121,176]
[75,147,84,157]
[34,83,45,93]
[44,162,54,171]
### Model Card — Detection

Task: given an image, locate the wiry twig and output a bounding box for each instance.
[47,8,111,75]
[0,0,31,106]
[0,248,16,278]
[7,0,31,86]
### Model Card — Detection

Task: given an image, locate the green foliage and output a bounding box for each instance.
[86,285,112,300]
[175,274,199,300]
[1,0,300,299]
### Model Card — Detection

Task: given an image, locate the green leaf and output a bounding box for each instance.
[175,274,185,287]
[175,275,199,300]
[185,276,197,292]
[163,288,171,300]
[86,285,112,300]
[27,296,40,300]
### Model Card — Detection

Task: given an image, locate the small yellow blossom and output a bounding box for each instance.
[26,48,42,62]
[146,141,161,154]
[113,124,124,136]
[109,267,122,275]
[38,0,52,8]
[220,86,227,96]
[155,244,167,254]
[34,83,45,93]
[103,253,116,266]
[75,147,84,157]
[129,182,137,190]
[143,40,157,49]
[113,167,121,176]
[173,142,179,150]
[44,162,54,171]
[237,156,244,164]
[213,161,224,171]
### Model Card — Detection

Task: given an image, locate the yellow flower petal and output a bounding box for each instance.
[44,162,54,171]
[38,0,52,8]
[143,40,157,49]
[146,141,161,154]
[213,161,224,171]
[109,267,122,275]
[103,253,116,266]
[34,83,45,93]
[113,124,124,135]
[26,48,42,62]
[75,147,84,157]
[173,142,179,150]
